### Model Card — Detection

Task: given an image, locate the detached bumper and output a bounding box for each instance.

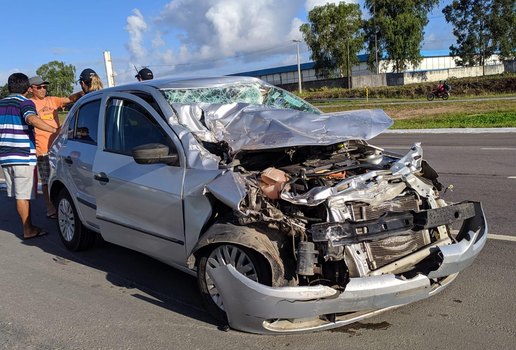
[208,202,487,334]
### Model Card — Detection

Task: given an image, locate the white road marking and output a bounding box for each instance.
[507,176,516,179]
[488,234,516,242]
[385,128,516,134]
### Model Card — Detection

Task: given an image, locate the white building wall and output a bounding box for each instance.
[253,55,503,86]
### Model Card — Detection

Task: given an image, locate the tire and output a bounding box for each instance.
[426,93,435,101]
[197,244,271,322]
[442,92,450,100]
[56,189,96,251]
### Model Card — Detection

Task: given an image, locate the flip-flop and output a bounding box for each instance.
[23,230,48,240]
[47,213,57,219]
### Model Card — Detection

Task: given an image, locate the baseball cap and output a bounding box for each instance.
[79,68,96,83]
[136,68,153,81]
[29,76,49,86]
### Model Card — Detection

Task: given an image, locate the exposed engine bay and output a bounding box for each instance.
[168,99,479,295]
[206,139,473,290]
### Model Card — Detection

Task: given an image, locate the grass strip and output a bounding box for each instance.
[391,112,516,129]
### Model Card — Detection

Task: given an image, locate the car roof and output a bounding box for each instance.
[105,76,265,93]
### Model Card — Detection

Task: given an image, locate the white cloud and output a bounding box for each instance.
[152,30,166,49]
[305,0,357,12]
[120,1,364,80]
[123,0,303,76]
[126,9,148,62]
[287,17,305,41]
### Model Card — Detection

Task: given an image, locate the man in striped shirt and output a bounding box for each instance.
[0,73,58,239]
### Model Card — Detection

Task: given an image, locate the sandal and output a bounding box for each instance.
[23,230,48,240]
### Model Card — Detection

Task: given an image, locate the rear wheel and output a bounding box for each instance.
[197,244,271,322]
[427,93,435,101]
[442,91,450,100]
[56,189,96,251]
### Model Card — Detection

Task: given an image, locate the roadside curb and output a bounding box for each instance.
[385,128,516,134]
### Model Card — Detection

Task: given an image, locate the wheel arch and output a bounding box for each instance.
[49,180,66,206]
[188,223,286,286]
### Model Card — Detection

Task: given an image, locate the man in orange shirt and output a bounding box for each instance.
[29,76,83,218]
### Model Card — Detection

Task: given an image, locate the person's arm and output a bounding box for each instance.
[67,91,84,103]
[26,114,59,133]
[56,91,84,107]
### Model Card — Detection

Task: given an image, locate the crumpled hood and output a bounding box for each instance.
[173,103,393,154]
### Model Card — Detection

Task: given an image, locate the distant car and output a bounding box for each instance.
[48,76,487,334]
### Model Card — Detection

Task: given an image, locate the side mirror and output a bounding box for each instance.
[132,143,179,165]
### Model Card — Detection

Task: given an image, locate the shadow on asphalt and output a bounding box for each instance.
[0,190,220,329]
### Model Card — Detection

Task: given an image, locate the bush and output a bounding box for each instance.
[298,74,516,99]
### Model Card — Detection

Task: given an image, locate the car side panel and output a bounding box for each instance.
[58,140,98,229]
[93,151,187,265]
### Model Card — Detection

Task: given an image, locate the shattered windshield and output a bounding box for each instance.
[160,82,320,114]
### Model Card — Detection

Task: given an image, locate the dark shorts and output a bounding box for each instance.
[37,155,50,185]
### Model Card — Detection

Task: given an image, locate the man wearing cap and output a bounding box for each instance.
[0,73,59,239]
[135,67,154,81]
[78,68,103,94]
[29,76,83,218]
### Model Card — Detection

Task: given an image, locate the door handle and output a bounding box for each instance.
[94,172,109,183]
[64,156,73,165]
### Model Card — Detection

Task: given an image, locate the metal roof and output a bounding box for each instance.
[231,54,369,77]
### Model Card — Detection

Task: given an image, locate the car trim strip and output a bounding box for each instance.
[77,196,97,210]
[96,215,185,246]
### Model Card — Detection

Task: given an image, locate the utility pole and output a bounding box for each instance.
[103,51,116,87]
[347,39,351,89]
[374,0,379,74]
[293,40,302,93]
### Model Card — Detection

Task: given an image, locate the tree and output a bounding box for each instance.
[490,0,516,61]
[443,1,494,67]
[300,2,364,81]
[0,84,8,99]
[364,0,439,73]
[443,0,515,66]
[36,61,76,96]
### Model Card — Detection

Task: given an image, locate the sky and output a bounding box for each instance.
[0,0,455,88]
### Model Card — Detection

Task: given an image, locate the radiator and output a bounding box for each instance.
[350,195,431,270]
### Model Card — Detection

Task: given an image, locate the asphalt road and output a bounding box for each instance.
[1,131,515,349]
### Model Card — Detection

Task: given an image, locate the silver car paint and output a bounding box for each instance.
[48,76,487,334]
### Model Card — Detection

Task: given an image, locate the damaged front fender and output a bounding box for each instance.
[189,223,286,286]
[209,264,433,334]
[207,202,487,334]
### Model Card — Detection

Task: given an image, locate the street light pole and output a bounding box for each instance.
[293,40,302,93]
[374,0,379,74]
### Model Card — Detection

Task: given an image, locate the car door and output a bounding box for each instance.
[93,93,187,266]
[58,99,102,229]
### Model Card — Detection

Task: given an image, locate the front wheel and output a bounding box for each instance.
[197,244,271,322]
[442,91,450,100]
[56,189,96,251]
[427,93,435,101]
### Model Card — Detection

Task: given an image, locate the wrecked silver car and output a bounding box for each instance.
[48,76,487,334]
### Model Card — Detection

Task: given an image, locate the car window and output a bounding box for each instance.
[69,100,101,144]
[67,113,76,139]
[160,82,320,114]
[130,92,165,119]
[104,98,177,157]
